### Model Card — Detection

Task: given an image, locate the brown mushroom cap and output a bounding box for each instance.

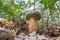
[26,11,41,20]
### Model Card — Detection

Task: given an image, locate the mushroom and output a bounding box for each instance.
[26,11,41,34]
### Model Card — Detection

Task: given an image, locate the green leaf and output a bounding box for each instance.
[14,4,20,10]
[49,5,56,10]
[40,0,59,10]
[40,0,50,5]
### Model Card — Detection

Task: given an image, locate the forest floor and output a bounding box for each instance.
[14,31,60,40]
[0,18,60,40]
[14,22,60,40]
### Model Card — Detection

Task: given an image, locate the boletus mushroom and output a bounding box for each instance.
[26,11,41,34]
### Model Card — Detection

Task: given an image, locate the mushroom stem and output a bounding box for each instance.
[28,17,38,33]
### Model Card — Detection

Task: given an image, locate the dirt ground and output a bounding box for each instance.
[0,18,60,40]
[14,31,60,40]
